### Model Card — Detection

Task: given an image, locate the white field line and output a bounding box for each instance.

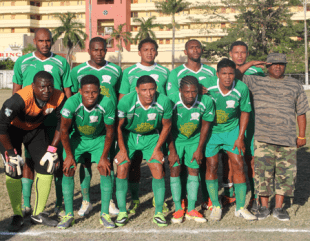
[1,228,310,236]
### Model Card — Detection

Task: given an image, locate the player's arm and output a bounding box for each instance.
[114,117,130,165]
[62,60,73,98]
[12,59,23,95]
[64,87,72,98]
[296,84,309,148]
[12,83,22,95]
[297,114,306,148]
[166,132,180,168]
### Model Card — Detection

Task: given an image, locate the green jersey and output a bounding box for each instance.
[167,64,216,96]
[119,63,170,95]
[117,91,172,134]
[13,52,72,90]
[61,93,115,139]
[169,92,215,144]
[201,76,252,133]
[70,61,122,103]
[244,66,265,76]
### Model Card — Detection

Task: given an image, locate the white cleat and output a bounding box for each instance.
[235,207,257,221]
[209,206,222,221]
[78,201,93,217]
[109,199,119,215]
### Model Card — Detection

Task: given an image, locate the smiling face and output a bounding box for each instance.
[267,63,286,79]
[184,40,203,62]
[138,42,158,66]
[32,78,54,102]
[229,45,248,66]
[80,84,100,109]
[33,29,52,57]
[217,67,235,89]
[88,41,107,66]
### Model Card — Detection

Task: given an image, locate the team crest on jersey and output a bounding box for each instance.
[118,110,125,118]
[45,108,54,115]
[180,123,197,138]
[89,116,98,123]
[100,86,111,97]
[135,123,154,133]
[102,75,112,84]
[62,108,71,117]
[147,113,157,121]
[190,112,200,121]
[216,110,229,124]
[78,125,96,135]
[226,100,235,108]
[44,65,53,73]
[5,108,12,117]
[150,74,159,82]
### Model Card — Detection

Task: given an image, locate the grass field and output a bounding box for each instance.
[1,89,310,241]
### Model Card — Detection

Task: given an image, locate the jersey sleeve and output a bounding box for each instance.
[166,70,179,96]
[62,60,72,89]
[103,98,116,126]
[114,65,123,94]
[12,58,23,85]
[0,94,25,134]
[69,68,79,93]
[239,84,252,113]
[162,96,173,119]
[117,97,128,118]
[61,96,77,119]
[119,69,130,95]
[202,96,215,122]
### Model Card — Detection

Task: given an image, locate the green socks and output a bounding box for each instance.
[187,175,199,212]
[54,176,63,207]
[33,173,53,215]
[224,185,234,197]
[62,175,74,215]
[206,179,221,208]
[170,176,182,211]
[234,182,247,210]
[22,178,33,208]
[249,178,257,199]
[152,178,165,214]
[6,176,22,216]
[180,168,187,200]
[116,178,128,213]
[80,165,92,202]
[129,181,140,201]
[100,175,112,215]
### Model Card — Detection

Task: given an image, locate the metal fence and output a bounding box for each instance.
[0,70,13,89]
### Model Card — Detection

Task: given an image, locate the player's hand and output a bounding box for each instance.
[4,149,24,178]
[232,137,245,156]
[40,146,59,174]
[98,157,111,176]
[149,149,164,164]
[297,137,306,148]
[250,60,271,69]
[114,150,130,166]
[191,148,203,165]
[63,156,76,177]
[168,150,180,168]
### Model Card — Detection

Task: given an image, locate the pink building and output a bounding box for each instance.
[85,0,131,52]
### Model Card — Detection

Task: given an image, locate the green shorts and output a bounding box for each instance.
[244,112,255,156]
[118,130,162,166]
[172,142,199,169]
[63,135,108,164]
[205,126,243,157]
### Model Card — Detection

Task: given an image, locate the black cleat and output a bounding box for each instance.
[31,212,58,227]
[8,215,24,232]
[255,206,270,220]
[273,208,290,221]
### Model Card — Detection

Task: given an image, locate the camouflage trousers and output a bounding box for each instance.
[254,140,296,197]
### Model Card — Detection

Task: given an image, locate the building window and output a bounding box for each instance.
[11,28,15,33]
[11,1,15,6]
[159,39,163,44]
[221,23,226,28]
[166,39,170,44]
[66,1,70,6]
[146,12,148,16]
[131,12,138,17]
[11,15,15,19]
[61,2,64,6]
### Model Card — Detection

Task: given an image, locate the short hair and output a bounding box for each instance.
[138,38,158,51]
[180,75,199,90]
[89,37,107,49]
[185,39,202,50]
[136,75,157,87]
[217,58,236,72]
[80,75,100,89]
[34,28,52,39]
[33,71,54,84]
[230,41,248,52]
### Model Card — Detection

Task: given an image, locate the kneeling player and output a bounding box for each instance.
[115,75,172,227]
[168,76,214,223]
[0,71,65,231]
[58,75,116,229]
[201,59,257,221]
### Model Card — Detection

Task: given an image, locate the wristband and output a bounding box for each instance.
[47,145,57,153]
[298,136,306,140]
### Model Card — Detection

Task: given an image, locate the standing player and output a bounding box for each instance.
[70,37,121,217]
[119,38,170,214]
[221,41,266,209]
[58,75,116,229]
[115,75,172,227]
[0,71,65,231]
[12,28,72,217]
[167,39,216,211]
[201,59,257,221]
[168,76,214,223]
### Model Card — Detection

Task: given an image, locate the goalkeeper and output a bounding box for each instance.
[0,71,65,231]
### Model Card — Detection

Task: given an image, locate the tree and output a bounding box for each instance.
[109,23,132,67]
[22,43,36,55]
[133,16,163,44]
[155,0,191,69]
[52,12,87,67]
[200,0,307,73]
[0,58,15,70]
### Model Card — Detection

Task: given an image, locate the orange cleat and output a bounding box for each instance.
[181,198,188,211]
[201,197,213,211]
[185,210,207,223]
[171,209,185,224]
[221,195,236,207]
